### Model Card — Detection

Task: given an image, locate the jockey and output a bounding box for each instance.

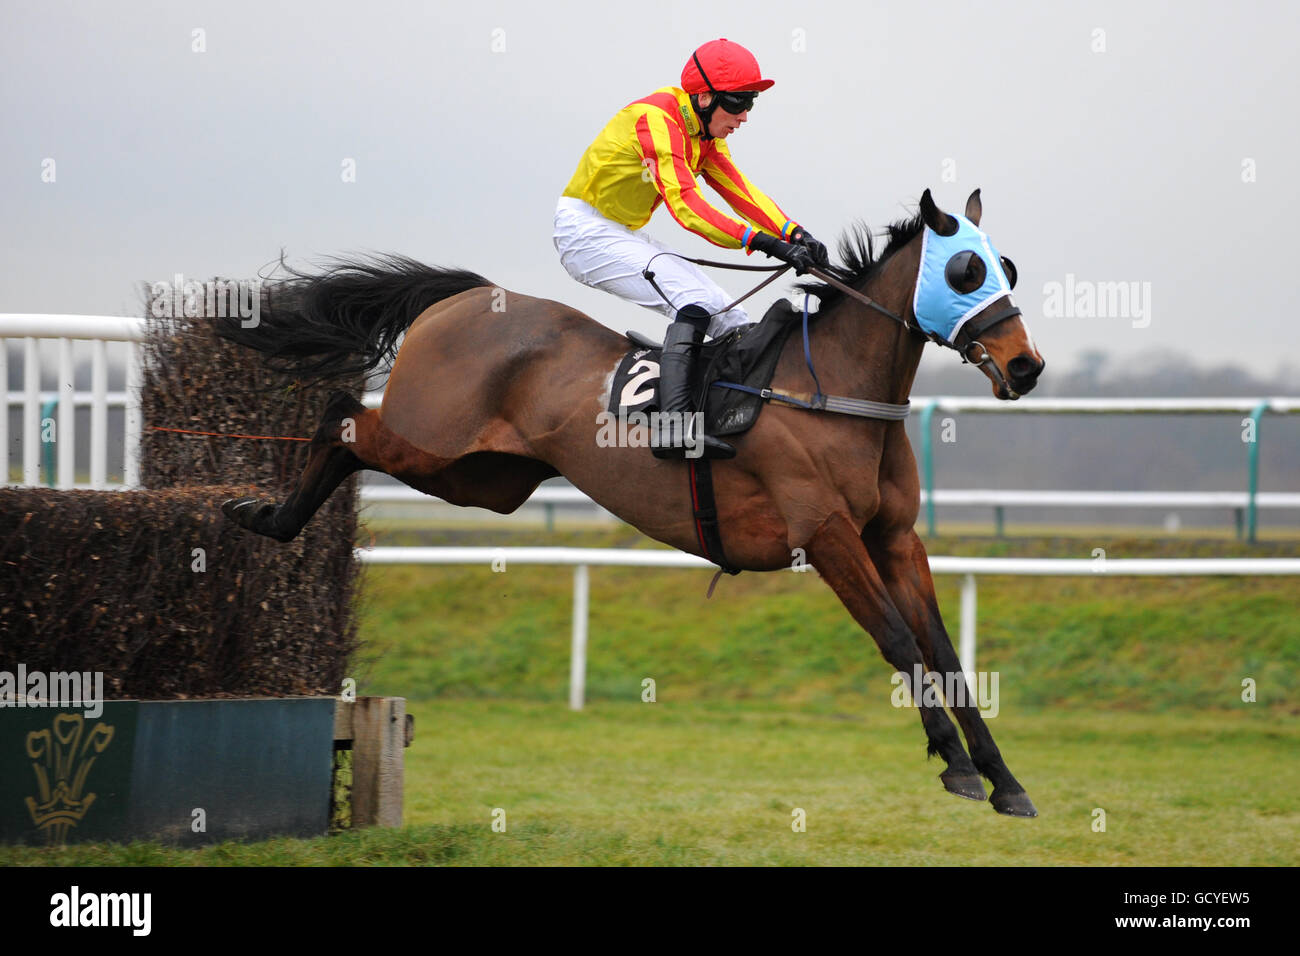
[554,37,830,459]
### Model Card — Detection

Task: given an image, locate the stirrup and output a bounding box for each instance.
[651,413,735,460]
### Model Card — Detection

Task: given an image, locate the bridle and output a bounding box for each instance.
[810,265,1024,399]
[799,263,1022,369]
[643,252,1023,374]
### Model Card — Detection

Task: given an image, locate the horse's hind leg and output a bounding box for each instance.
[868,527,1036,817]
[803,512,983,798]
[222,390,368,542]
[223,390,556,539]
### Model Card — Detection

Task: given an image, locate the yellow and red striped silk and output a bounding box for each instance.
[562,87,795,250]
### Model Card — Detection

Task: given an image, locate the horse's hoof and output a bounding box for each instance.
[221,497,290,539]
[222,497,259,523]
[990,789,1038,817]
[940,770,988,802]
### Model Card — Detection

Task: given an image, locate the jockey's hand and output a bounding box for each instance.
[790,227,830,268]
[750,233,816,275]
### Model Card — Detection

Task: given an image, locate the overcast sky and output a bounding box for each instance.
[3,0,1297,382]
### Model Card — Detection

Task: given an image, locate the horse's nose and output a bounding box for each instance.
[1007,353,1044,393]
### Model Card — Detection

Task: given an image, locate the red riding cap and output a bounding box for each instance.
[681,38,774,94]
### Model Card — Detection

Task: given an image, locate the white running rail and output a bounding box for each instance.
[356,546,1300,710]
[5,313,1297,524]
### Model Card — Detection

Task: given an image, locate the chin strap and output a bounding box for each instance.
[689,53,723,140]
[689,93,716,140]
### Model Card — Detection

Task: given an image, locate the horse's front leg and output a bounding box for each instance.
[866,526,1037,817]
[803,511,983,799]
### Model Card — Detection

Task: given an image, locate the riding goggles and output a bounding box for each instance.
[690,51,759,114]
[713,90,757,114]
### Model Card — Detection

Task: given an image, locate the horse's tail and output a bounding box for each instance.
[214,253,493,383]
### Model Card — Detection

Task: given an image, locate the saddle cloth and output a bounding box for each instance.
[607,299,800,437]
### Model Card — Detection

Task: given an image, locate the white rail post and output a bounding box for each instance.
[57,337,75,487]
[0,339,7,481]
[91,338,108,488]
[23,337,40,486]
[569,563,589,711]
[124,338,142,488]
[959,573,977,688]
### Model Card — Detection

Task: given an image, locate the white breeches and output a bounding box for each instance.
[552,196,751,339]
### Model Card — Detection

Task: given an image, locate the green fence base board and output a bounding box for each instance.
[0,697,336,847]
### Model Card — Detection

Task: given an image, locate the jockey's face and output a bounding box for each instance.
[697,91,748,139]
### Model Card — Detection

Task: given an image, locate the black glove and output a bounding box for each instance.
[749,232,815,275]
[789,227,830,268]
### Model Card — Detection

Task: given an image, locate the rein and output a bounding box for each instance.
[643,252,790,317]
[640,249,1026,418]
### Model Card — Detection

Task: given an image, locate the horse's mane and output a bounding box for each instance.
[794,212,926,309]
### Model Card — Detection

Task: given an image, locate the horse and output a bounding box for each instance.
[218,188,1045,816]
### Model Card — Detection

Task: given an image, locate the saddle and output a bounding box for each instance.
[609,298,801,436]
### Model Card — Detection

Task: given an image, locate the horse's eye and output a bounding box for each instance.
[1000,256,1018,290]
[944,251,986,294]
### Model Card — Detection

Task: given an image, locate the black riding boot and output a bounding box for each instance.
[651,305,735,460]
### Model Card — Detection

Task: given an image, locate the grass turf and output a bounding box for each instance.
[2,528,1295,865]
[3,703,1295,866]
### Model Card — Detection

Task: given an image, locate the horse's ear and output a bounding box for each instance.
[965,188,982,226]
[920,189,958,236]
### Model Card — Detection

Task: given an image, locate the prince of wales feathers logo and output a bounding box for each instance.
[25,713,115,845]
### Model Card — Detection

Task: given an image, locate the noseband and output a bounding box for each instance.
[941,299,1021,399]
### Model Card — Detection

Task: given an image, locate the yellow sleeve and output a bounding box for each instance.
[633,108,753,248]
[700,139,797,243]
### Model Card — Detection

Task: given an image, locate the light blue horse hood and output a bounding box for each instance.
[912,214,1016,344]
